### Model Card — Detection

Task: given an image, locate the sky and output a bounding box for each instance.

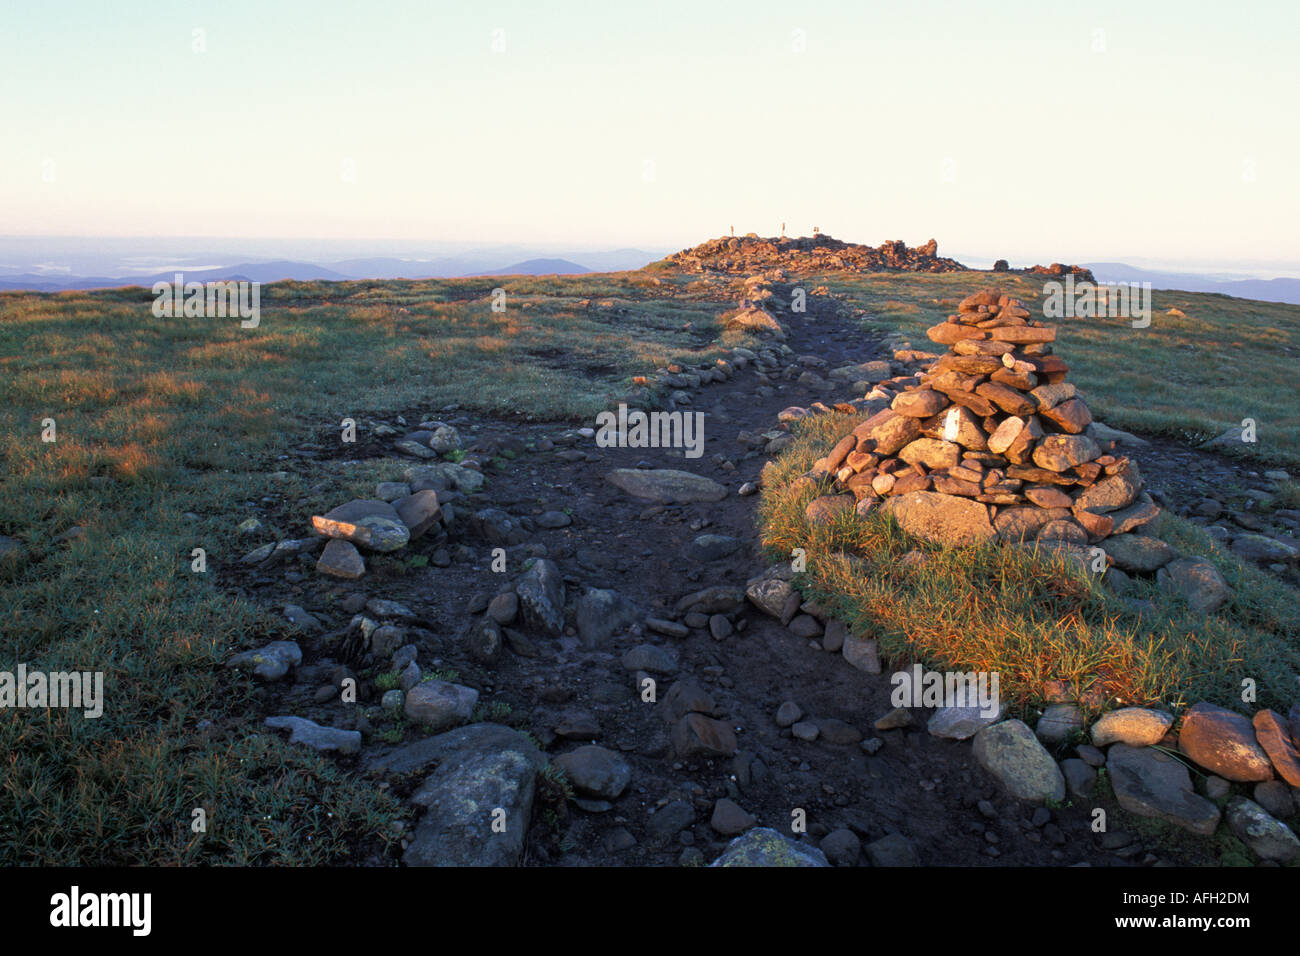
[2,0,1298,268]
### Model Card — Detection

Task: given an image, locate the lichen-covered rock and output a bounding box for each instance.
[972,719,1065,803]
[710,827,829,867]
[1225,797,1300,862]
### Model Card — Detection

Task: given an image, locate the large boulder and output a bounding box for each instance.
[881,492,996,547]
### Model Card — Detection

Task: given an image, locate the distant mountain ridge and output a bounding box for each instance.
[1,245,1296,306]
[0,249,652,290]
[462,258,590,277]
[1084,262,1300,306]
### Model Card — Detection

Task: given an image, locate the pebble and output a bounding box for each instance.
[775,701,804,727]
[874,707,913,731]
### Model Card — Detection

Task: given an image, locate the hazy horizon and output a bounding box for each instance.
[4,0,1298,266]
[2,234,1299,284]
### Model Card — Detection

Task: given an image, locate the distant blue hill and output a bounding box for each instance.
[462,258,592,277]
[1084,262,1300,306]
[0,250,672,290]
[0,261,348,291]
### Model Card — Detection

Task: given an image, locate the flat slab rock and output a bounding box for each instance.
[311,498,410,552]
[264,715,360,755]
[1253,709,1300,787]
[605,468,728,504]
[1106,743,1221,836]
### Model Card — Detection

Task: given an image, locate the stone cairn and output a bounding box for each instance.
[815,289,1158,551]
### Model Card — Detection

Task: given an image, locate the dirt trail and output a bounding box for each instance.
[232,285,1232,867]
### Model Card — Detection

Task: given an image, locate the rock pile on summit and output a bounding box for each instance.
[665,233,966,275]
[812,290,1159,558]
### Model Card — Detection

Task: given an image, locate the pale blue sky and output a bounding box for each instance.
[3,0,1297,265]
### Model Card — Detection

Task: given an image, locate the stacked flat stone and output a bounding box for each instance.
[815,289,1158,549]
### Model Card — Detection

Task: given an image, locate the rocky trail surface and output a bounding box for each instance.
[222,282,1296,867]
